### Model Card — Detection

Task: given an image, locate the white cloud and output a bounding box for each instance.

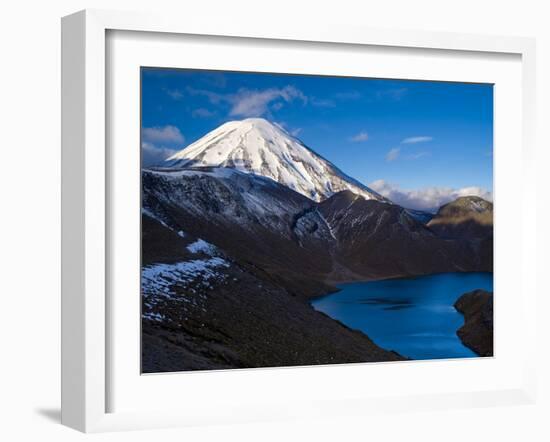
[369,179,493,212]
[187,85,307,118]
[385,147,400,161]
[164,88,184,100]
[142,125,185,145]
[141,125,185,167]
[186,87,225,104]
[192,108,216,118]
[386,136,433,161]
[141,142,179,167]
[350,131,369,142]
[386,148,429,161]
[402,136,433,144]
[229,86,307,117]
[405,151,430,160]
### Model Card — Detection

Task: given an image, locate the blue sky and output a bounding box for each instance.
[141,68,493,211]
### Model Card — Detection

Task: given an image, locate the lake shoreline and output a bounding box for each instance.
[310,270,494,302]
[311,272,493,360]
[454,290,494,357]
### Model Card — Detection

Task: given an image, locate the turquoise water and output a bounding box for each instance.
[311,272,493,360]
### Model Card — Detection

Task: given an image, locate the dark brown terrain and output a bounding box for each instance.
[142,214,402,372]
[427,196,493,240]
[454,289,494,357]
[427,196,493,272]
[319,190,487,281]
[141,167,493,372]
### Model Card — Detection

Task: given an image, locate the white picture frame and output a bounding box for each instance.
[61,9,538,433]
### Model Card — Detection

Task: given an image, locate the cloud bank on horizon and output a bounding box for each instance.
[369,179,493,212]
[141,68,493,211]
[141,125,185,166]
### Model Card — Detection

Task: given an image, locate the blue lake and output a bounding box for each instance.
[311,272,493,360]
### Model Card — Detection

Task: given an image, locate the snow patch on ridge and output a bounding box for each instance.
[141,257,231,323]
[187,239,218,256]
[142,257,230,299]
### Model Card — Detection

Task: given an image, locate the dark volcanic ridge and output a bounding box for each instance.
[141,165,493,371]
[141,212,402,372]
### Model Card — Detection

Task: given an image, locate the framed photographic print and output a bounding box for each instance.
[61,9,538,432]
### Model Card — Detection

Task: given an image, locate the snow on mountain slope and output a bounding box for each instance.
[164,118,385,202]
[142,166,334,240]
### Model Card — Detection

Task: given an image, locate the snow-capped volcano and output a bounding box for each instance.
[165,118,385,202]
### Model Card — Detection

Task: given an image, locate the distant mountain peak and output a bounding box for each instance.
[428,195,493,241]
[165,118,385,203]
[436,196,493,218]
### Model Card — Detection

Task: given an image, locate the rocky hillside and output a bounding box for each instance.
[428,196,493,240]
[454,289,494,357]
[427,195,493,271]
[141,167,493,371]
[143,169,491,296]
[142,166,336,298]
[319,190,483,281]
[141,210,402,372]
